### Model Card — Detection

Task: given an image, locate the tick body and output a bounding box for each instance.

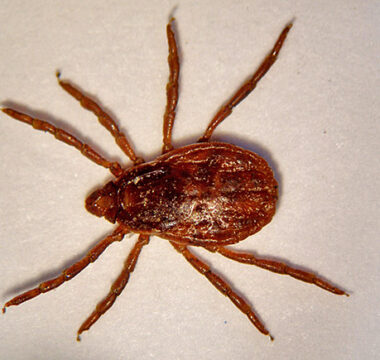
[2,18,347,341]
[88,142,278,245]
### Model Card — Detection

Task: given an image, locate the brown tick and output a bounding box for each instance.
[2,18,347,341]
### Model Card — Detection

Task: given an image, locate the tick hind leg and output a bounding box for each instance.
[199,22,293,142]
[171,241,273,340]
[77,234,150,341]
[56,72,143,165]
[212,246,348,296]
[2,226,128,313]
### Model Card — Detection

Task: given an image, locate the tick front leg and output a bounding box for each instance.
[56,72,144,165]
[2,226,127,313]
[199,22,293,142]
[171,242,273,340]
[213,246,348,296]
[77,234,150,341]
[2,108,123,177]
[162,18,180,154]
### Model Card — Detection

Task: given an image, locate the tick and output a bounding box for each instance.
[2,18,347,341]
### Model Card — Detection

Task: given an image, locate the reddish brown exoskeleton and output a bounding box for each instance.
[2,18,347,341]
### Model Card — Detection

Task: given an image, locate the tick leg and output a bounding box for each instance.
[2,226,128,313]
[199,22,293,142]
[77,234,150,341]
[2,108,123,177]
[171,242,273,340]
[56,72,144,165]
[162,18,180,154]
[213,246,348,296]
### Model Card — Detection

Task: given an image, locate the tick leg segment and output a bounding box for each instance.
[56,72,144,165]
[77,234,150,341]
[162,18,180,154]
[171,242,273,340]
[213,246,348,296]
[2,108,123,177]
[199,22,293,142]
[2,226,128,314]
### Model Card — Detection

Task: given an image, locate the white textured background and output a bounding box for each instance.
[0,1,378,359]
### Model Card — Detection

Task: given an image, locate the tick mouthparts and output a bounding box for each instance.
[86,181,118,223]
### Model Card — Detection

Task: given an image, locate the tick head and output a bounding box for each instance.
[85,181,119,223]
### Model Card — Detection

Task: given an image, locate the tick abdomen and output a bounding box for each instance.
[118,142,278,245]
